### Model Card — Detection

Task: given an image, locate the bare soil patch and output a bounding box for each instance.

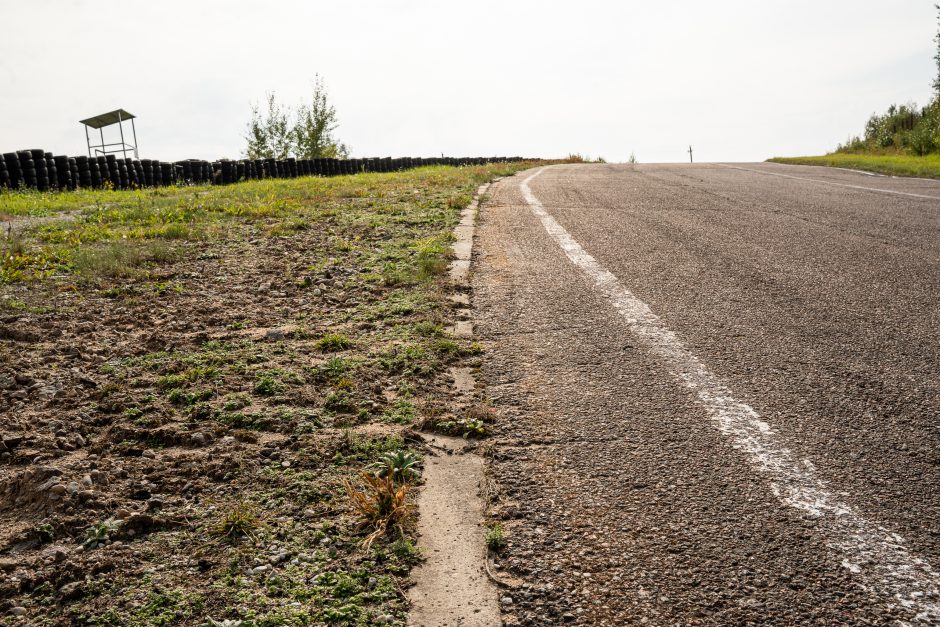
[0,164,534,625]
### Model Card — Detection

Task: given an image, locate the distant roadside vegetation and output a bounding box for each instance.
[771,6,940,178]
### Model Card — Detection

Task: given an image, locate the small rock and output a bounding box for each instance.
[58,581,84,601]
[141,450,157,459]
[9,607,26,617]
[265,328,286,341]
[251,565,270,576]
[146,497,164,512]
[501,596,514,605]
[48,484,67,497]
[114,508,131,520]
[80,475,93,488]
[269,551,290,565]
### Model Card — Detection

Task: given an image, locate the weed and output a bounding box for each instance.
[436,416,486,438]
[315,356,357,381]
[381,399,416,424]
[84,519,121,549]
[324,386,359,414]
[378,343,435,377]
[344,472,413,548]
[433,339,461,356]
[397,380,416,397]
[370,449,421,483]
[389,538,421,564]
[34,522,55,543]
[485,523,506,552]
[316,333,353,352]
[412,320,443,337]
[212,504,259,541]
[254,370,286,396]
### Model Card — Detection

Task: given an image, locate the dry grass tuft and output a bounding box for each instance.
[344,472,413,548]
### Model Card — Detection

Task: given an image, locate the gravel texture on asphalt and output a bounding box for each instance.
[473,163,940,625]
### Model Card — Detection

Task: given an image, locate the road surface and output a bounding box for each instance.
[473,163,940,625]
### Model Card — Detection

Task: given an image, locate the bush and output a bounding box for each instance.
[836,101,940,157]
[908,106,940,155]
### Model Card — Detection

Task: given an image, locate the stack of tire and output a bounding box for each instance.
[3,153,21,189]
[53,155,71,190]
[16,151,36,189]
[0,147,527,192]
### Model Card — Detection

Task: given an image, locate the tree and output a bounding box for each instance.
[244,76,349,160]
[935,4,940,101]
[292,75,349,159]
[245,93,292,160]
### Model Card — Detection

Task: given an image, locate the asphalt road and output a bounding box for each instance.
[473,163,940,625]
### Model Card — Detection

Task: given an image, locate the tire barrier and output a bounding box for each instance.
[0,148,529,192]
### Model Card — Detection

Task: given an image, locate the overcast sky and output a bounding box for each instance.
[1,0,935,163]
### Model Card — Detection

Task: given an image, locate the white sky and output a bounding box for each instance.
[0,0,935,163]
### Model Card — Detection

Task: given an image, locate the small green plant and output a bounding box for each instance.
[316,356,355,380]
[462,417,486,436]
[370,449,421,483]
[84,519,121,549]
[381,399,416,424]
[254,370,286,396]
[213,505,259,541]
[34,522,55,543]
[223,392,251,411]
[316,333,353,352]
[485,523,506,552]
[390,538,421,563]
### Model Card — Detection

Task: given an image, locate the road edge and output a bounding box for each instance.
[406,181,502,627]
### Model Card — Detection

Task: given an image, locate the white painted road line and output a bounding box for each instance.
[519,168,940,623]
[719,164,940,201]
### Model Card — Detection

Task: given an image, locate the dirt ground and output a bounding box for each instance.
[0,164,532,626]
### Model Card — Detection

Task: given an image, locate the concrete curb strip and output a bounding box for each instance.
[407,181,501,627]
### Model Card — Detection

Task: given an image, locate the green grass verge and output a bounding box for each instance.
[768,153,940,179]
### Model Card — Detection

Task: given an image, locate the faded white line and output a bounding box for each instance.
[719,164,940,201]
[520,168,940,623]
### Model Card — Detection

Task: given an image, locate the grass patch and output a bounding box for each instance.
[768,153,940,179]
[316,333,353,352]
